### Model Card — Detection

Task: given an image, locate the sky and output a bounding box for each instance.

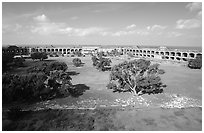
[2,2,202,47]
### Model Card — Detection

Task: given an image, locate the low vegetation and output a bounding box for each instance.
[2,53,25,73]
[91,55,111,71]
[72,58,83,67]
[188,55,202,69]
[3,61,73,104]
[31,52,48,61]
[107,59,166,96]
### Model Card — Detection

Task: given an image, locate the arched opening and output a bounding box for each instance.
[147,55,150,57]
[182,53,187,57]
[171,52,175,56]
[170,57,174,60]
[176,57,181,61]
[151,51,154,54]
[165,52,169,55]
[156,51,159,55]
[160,52,164,55]
[140,50,142,53]
[196,53,202,58]
[52,49,54,52]
[182,58,187,61]
[59,49,62,51]
[147,51,150,54]
[189,53,195,58]
[136,50,139,53]
[176,52,181,57]
[143,50,146,53]
[151,55,154,58]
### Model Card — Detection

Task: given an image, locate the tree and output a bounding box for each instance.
[73,51,83,57]
[31,52,48,61]
[72,58,82,67]
[107,59,166,96]
[2,52,15,72]
[96,57,112,71]
[91,55,111,71]
[91,56,99,66]
[188,54,202,69]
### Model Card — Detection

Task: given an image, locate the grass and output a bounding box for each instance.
[2,55,202,131]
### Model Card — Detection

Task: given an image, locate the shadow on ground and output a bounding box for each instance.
[69,84,90,97]
[68,71,80,76]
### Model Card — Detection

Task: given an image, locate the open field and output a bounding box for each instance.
[2,56,202,131]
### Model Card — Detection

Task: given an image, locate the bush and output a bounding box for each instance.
[2,53,15,72]
[27,61,68,75]
[3,69,73,104]
[31,52,48,61]
[91,56,99,66]
[44,62,68,74]
[2,73,47,103]
[91,55,111,71]
[73,51,83,57]
[108,59,166,96]
[72,58,82,67]
[188,55,202,69]
[13,57,25,67]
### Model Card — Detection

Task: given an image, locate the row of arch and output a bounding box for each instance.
[32,48,82,54]
[123,48,201,59]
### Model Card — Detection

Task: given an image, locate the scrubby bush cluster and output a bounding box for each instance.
[72,58,83,67]
[31,52,48,61]
[188,55,202,69]
[27,61,68,74]
[91,55,111,71]
[2,53,25,72]
[107,59,166,96]
[3,61,72,104]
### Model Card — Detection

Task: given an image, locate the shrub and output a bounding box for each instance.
[2,73,47,103]
[27,61,68,75]
[2,53,15,72]
[72,58,82,67]
[31,52,48,61]
[2,70,73,104]
[13,57,25,67]
[91,55,111,71]
[96,57,111,71]
[108,59,166,96]
[188,55,202,69]
[91,56,99,66]
[73,51,83,57]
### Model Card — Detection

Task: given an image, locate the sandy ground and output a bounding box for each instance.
[2,56,202,131]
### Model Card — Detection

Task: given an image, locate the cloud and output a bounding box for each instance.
[33,14,49,22]
[176,19,201,29]
[197,11,202,19]
[32,15,105,36]
[126,24,136,29]
[3,23,23,33]
[70,16,79,20]
[147,24,167,31]
[167,32,182,37]
[186,2,202,12]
